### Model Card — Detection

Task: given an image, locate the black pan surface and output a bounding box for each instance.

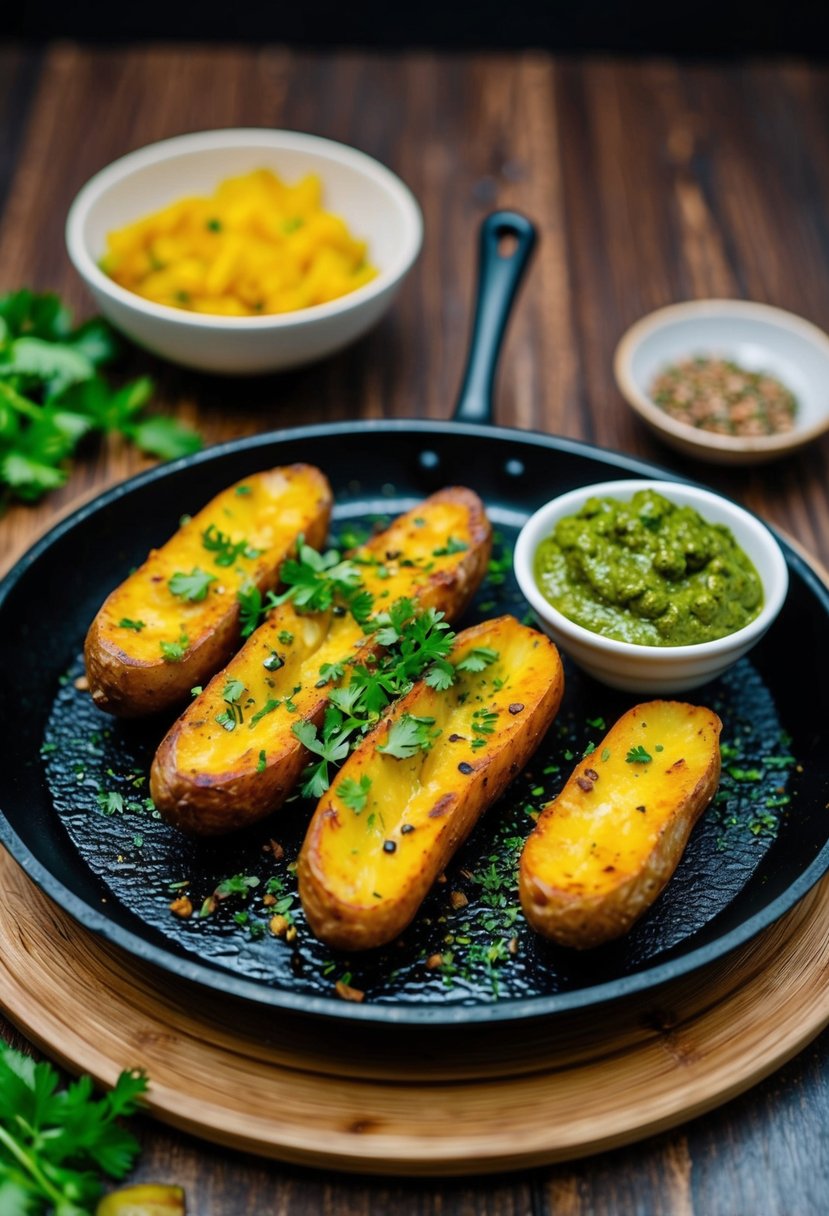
[2,419,829,1027]
[2,214,828,1027]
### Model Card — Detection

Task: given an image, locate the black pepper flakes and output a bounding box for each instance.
[448,733,466,743]
[584,768,599,781]
[576,776,594,792]
[508,703,525,715]
[458,762,474,775]
[401,824,415,835]
[383,840,397,854]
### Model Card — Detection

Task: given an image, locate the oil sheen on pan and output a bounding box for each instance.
[42,514,799,1009]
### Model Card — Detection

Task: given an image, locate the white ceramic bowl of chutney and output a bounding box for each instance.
[513,479,789,694]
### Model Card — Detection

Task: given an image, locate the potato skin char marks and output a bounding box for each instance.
[84,464,332,717]
[297,615,565,952]
[149,486,493,836]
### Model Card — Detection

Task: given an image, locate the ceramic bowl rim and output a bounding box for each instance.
[613,299,829,456]
[65,127,424,331]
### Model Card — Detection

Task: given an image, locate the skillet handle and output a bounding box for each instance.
[451,210,537,426]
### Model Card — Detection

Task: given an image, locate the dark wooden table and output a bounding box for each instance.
[2,42,829,1215]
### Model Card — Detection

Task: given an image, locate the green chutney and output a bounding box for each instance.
[534,489,763,646]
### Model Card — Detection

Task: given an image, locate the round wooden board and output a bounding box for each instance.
[3,849,829,1176]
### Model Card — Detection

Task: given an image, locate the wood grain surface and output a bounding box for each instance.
[2,846,829,1177]
[2,43,829,1214]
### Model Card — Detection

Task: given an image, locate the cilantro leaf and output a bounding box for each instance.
[202,523,262,567]
[626,745,653,764]
[0,1042,147,1213]
[337,774,372,813]
[0,291,202,503]
[168,567,216,602]
[159,632,188,663]
[456,646,500,673]
[129,414,202,460]
[237,580,264,638]
[378,714,439,759]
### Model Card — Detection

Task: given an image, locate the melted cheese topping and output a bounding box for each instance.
[98,466,329,664]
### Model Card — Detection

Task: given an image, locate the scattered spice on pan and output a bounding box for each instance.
[649,356,797,436]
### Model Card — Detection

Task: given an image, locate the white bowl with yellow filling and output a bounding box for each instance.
[66,129,423,374]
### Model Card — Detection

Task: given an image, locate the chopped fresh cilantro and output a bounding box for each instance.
[257,749,267,772]
[337,774,372,813]
[456,646,499,673]
[277,630,294,645]
[202,522,262,567]
[432,536,468,556]
[168,566,216,602]
[237,580,264,638]
[117,617,145,631]
[159,632,188,662]
[96,790,124,815]
[379,714,439,759]
[250,699,280,727]
[626,745,653,764]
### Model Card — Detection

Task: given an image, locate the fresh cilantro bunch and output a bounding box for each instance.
[0,289,201,503]
[0,1041,147,1214]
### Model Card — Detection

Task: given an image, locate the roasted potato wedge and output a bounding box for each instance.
[85,464,332,717]
[150,487,492,835]
[298,615,564,951]
[519,701,722,949]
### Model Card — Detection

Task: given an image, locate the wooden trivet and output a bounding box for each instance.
[2,847,828,1176]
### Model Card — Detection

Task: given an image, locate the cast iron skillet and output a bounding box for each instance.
[2,212,829,1028]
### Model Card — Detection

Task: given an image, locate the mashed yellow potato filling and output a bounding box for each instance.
[101,169,377,316]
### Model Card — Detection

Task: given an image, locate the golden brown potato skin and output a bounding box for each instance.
[298,616,565,951]
[150,487,492,836]
[519,701,722,949]
[84,464,332,718]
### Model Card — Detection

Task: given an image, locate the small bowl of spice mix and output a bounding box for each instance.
[614,300,829,464]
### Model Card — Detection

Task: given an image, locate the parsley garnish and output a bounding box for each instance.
[237,580,264,638]
[222,678,245,703]
[257,749,267,772]
[201,522,262,567]
[159,632,188,662]
[271,538,366,617]
[0,290,200,502]
[278,630,294,645]
[432,536,468,557]
[337,774,372,813]
[168,566,216,602]
[0,1043,147,1213]
[250,699,280,727]
[379,714,439,759]
[455,646,500,674]
[96,790,124,816]
[626,745,653,764]
[293,711,353,797]
[117,617,145,631]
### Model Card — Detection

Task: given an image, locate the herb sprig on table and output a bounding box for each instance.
[0,1041,147,1214]
[0,289,201,503]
